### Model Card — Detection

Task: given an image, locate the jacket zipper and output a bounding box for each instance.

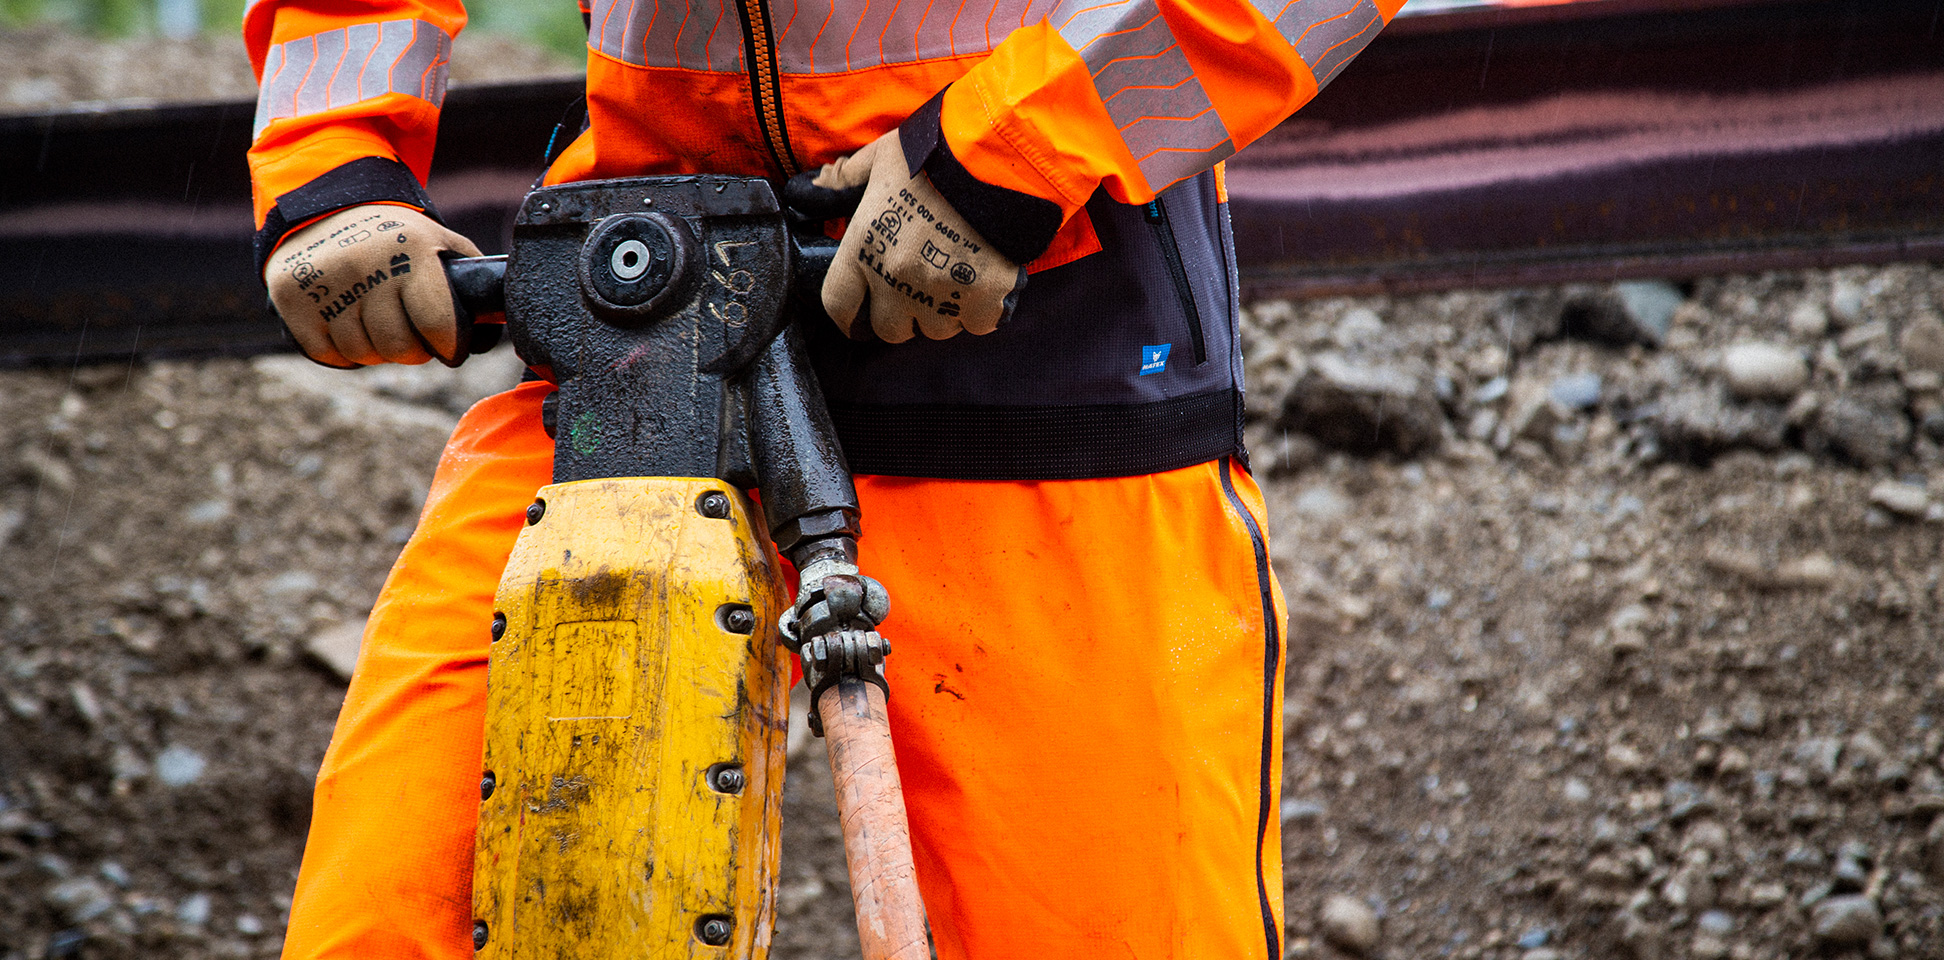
[1144,198,1207,365]
[734,0,799,178]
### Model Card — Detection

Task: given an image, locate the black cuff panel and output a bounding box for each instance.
[252,156,442,278]
[898,90,1064,266]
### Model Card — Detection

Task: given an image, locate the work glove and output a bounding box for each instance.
[814,130,1029,343]
[264,204,482,367]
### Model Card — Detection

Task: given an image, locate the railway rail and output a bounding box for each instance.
[1,0,1939,366]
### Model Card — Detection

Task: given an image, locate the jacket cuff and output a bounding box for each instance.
[899,90,1064,267]
[252,156,442,278]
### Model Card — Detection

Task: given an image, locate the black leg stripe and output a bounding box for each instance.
[1219,457,1282,960]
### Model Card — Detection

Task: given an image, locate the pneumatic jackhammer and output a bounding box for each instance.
[445,174,925,960]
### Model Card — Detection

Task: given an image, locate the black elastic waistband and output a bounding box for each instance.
[828,389,1242,481]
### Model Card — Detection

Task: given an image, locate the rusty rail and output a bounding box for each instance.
[2,0,1940,366]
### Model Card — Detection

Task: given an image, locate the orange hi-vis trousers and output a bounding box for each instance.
[283,379,1289,960]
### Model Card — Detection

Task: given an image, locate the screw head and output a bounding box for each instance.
[696,916,732,946]
[710,765,745,794]
[490,613,506,641]
[473,920,489,950]
[720,605,755,635]
[526,499,546,525]
[480,771,495,801]
[696,491,732,519]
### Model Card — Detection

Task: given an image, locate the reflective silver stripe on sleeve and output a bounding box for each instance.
[590,0,746,71]
[587,0,1048,74]
[253,19,452,140]
[1055,0,1236,191]
[253,43,287,139]
[293,26,348,118]
[1257,0,1383,88]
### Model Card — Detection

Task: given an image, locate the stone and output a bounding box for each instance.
[1900,313,1944,372]
[1773,553,1841,589]
[1721,343,1809,400]
[1716,746,1752,776]
[1293,485,1352,521]
[176,892,212,928]
[1517,927,1552,949]
[1790,301,1830,339]
[1829,278,1866,326]
[1810,894,1881,946]
[1868,481,1929,518]
[1549,373,1603,411]
[1281,352,1444,456]
[1318,894,1380,956]
[1648,389,1787,462]
[1795,738,1843,778]
[1561,281,1681,347]
[1606,743,1649,775]
[1494,290,1568,352]
[305,618,367,681]
[1333,307,1386,350]
[154,745,207,788]
[1805,389,1912,468]
[1748,882,1788,909]
[1834,857,1870,894]
[44,878,114,924]
[1839,320,1890,351]
[1280,799,1327,824]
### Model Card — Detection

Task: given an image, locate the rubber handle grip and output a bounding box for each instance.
[441,253,508,359]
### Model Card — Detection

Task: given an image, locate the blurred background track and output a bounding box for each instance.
[1,0,1941,366]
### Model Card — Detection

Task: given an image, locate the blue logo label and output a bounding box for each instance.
[1139,344,1171,376]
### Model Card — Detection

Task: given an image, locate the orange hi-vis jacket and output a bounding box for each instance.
[246,0,1403,481]
[245,0,1404,258]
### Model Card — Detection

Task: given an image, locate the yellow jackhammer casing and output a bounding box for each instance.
[474,478,790,959]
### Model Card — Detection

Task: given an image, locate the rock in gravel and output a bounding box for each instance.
[1811,894,1882,946]
[1868,481,1930,518]
[1281,352,1443,456]
[1805,389,1912,468]
[1790,301,1830,339]
[1900,313,1944,371]
[1648,389,1787,460]
[1829,278,1866,326]
[1722,343,1809,400]
[305,619,367,681]
[176,892,212,928]
[1333,307,1386,349]
[44,878,114,924]
[154,745,207,788]
[1549,372,1603,410]
[1561,280,1681,346]
[1319,894,1380,956]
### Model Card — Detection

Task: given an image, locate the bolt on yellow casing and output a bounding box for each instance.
[474,477,790,959]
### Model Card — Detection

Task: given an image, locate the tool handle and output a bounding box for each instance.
[820,679,929,960]
[441,253,509,359]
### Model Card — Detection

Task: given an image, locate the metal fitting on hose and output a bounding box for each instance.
[780,536,893,735]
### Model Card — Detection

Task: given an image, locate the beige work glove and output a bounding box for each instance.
[816,130,1027,343]
[264,204,482,367]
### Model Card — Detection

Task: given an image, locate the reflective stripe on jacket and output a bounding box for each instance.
[244,0,1402,478]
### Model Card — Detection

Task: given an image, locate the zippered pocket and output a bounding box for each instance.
[1144,198,1207,365]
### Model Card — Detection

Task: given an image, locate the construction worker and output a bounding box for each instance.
[249,0,1402,956]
